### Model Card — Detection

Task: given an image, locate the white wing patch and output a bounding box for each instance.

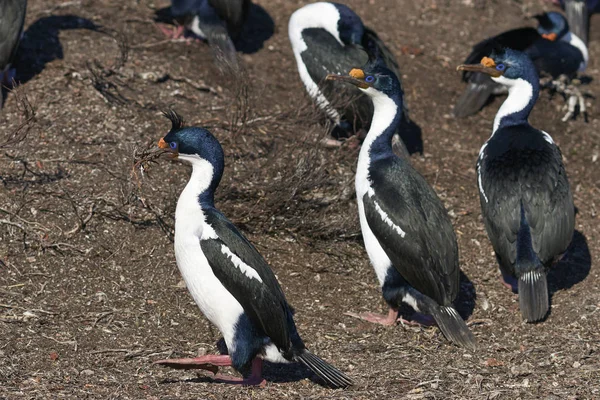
[541,130,554,145]
[477,142,489,203]
[221,245,263,283]
[370,191,406,238]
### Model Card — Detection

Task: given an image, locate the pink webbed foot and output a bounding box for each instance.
[154,355,266,387]
[499,270,518,292]
[157,24,186,40]
[345,308,399,326]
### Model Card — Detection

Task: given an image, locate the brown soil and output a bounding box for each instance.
[1,0,599,398]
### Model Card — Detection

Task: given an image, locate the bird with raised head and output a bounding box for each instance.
[152,111,352,388]
[327,63,477,350]
[457,48,575,322]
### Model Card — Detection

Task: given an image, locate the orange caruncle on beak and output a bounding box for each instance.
[158,138,169,149]
[481,57,496,68]
[542,33,558,41]
[349,68,365,79]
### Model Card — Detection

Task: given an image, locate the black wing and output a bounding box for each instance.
[208,0,250,38]
[200,208,292,352]
[301,28,372,128]
[0,0,27,69]
[362,26,400,79]
[526,39,584,77]
[479,126,574,270]
[364,158,460,305]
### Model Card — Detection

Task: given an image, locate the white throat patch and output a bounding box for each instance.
[491,77,533,135]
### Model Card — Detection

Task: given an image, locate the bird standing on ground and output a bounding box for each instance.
[455,12,588,121]
[289,2,415,152]
[327,64,477,350]
[153,111,352,388]
[159,0,250,70]
[457,49,575,322]
[0,0,27,108]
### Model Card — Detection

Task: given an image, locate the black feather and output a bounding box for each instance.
[162,109,185,132]
[295,350,352,389]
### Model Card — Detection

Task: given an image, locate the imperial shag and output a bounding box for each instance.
[326,65,476,350]
[0,0,27,108]
[455,12,588,120]
[158,0,250,69]
[549,0,598,44]
[457,49,575,322]
[153,111,352,388]
[289,2,416,152]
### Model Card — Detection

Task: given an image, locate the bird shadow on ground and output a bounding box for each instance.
[547,229,592,301]
[234,4,274,54]
[14,15,101,85]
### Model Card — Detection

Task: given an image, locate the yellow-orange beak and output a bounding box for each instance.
[542,33,558,41]
[158,137,178,158]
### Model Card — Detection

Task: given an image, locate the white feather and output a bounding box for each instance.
[490,77,533,135]
[356,88,401,286]
[288,2,343,122]
[188,15,207,39]
[174,154,243,353]
[220,244,263,283]
[477,143,489,203]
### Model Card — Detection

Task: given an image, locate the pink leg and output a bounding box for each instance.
[345,307,399,326]
[157,24,186,40]
[154,355,266,387]
[499,269,518,291]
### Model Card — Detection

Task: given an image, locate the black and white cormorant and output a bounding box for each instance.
[549,0,597,44]
[457,49,575,322]
[0,0,27,108]
[454,12,588,120]
[326,64,477,350]
[289,2,414,151]
[153,111,352,388]
[158,0,250,69]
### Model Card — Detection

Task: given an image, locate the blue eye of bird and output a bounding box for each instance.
[169,142,177,149]
[365,75,375,83]
[496,64,506,71]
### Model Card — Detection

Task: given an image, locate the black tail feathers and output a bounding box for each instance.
[518,269,549,322]
[430,306,477,350]
[295,350,352,389]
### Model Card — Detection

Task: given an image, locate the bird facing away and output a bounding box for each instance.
[326,64,477,350]
[160,0,250,70]
[454,12,588,119]
[153,111,352,388]
[457,49,575,322]
[0,0,27,108]
[288,2,413,150]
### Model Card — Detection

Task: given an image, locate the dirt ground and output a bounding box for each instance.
[1,0,599,398]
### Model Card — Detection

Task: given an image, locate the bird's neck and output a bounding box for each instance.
[493,77,539,135]
[178,155,218,210]
[359,90,402,166]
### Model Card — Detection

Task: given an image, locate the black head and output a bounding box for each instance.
[534,11,569,41]
[158,110,225,200]
[457,48,538,86]
[332,3,364,44]
[325,61,403,99]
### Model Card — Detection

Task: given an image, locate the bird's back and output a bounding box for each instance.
[479,126,574,268]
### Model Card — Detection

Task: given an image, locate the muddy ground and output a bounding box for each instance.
[1,0,599,398]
